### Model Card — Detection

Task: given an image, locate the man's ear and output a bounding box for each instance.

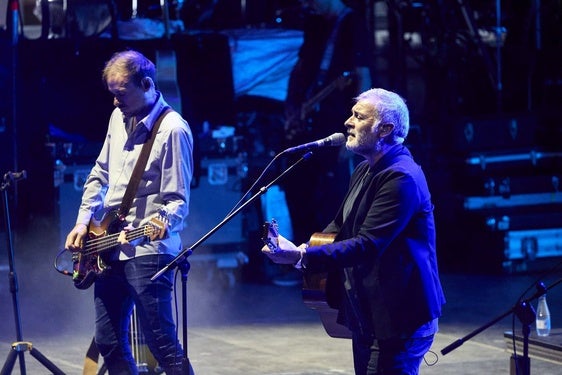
[141,77,152,90]
[379,123,395,138]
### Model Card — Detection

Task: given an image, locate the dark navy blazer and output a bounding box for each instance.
[304,144,446,339]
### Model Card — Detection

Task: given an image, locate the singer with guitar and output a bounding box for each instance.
[263,88,446,375]
[64,50,193,374]
[280,0,373,261]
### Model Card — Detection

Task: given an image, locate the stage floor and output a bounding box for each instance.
[1,248,562,374]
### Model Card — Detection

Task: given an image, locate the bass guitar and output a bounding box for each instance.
[285,71,355,141]
[262,220,352,339]
[65,210,168,290]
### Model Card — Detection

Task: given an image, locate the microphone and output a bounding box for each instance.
[3,170,27,182]
[283,133,346,153]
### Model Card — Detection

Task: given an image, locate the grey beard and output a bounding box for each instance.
[374,137,384,153]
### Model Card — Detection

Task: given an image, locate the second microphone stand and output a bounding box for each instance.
[150,150,314,372]
[441,278,562,375]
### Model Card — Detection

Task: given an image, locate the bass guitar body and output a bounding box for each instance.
[71,210,167,290]
[72,210,124,290]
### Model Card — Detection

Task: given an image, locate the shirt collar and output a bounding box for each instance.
[137,92,168,132]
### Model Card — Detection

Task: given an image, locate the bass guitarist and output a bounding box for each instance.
[263,88,446,375]
[280,0,374,259]
[64,50,194,375]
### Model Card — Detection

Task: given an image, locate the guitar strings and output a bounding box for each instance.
[81,227,153,256]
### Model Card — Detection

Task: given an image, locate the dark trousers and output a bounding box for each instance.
[94,254,187,374]
[352,332,434,375]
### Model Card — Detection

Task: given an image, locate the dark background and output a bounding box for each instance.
[1,0,561,276]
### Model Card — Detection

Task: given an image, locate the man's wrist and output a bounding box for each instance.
[294,244,308,270]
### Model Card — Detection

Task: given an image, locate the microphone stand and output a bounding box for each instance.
[152,151,313,281]
[177,258,194,374]
[1,172,65,375]
[150,150,314,371]
[441,279,562,375]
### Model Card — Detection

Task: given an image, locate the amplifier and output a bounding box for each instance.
[503,228,562,273]
[58,164,92,248]
[504,329,562,373]
[181,160,245,247]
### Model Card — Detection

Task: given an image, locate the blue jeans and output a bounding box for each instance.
[94,254,186,374]
[352,332,434,375]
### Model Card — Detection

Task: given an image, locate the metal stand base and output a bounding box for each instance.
[510,354,531,375]
[1,341,65,375]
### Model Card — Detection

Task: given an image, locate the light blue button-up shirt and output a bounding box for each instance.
[75,93,193,259]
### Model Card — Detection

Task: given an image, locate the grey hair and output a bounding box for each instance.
[355,88,410,144]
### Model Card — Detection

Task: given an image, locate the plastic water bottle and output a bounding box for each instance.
[536,295,551,337]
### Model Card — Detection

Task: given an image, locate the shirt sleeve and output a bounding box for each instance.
[156,113,194,233]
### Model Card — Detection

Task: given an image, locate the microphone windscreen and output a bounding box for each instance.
[329,133,346,146]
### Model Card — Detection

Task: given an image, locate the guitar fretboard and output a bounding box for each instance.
[82,226,155,255]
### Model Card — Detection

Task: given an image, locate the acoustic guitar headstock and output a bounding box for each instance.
[261,218,279,252]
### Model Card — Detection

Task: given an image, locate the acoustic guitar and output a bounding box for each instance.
[262,220,352,339]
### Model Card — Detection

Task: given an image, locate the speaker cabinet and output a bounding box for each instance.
[181,158,245,248]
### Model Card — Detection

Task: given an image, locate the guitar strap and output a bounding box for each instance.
[314,7,352,88]
[118,106,172,219]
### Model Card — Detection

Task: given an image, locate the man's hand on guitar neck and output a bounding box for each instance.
[117,224,135,245]
[261,234,307,266]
